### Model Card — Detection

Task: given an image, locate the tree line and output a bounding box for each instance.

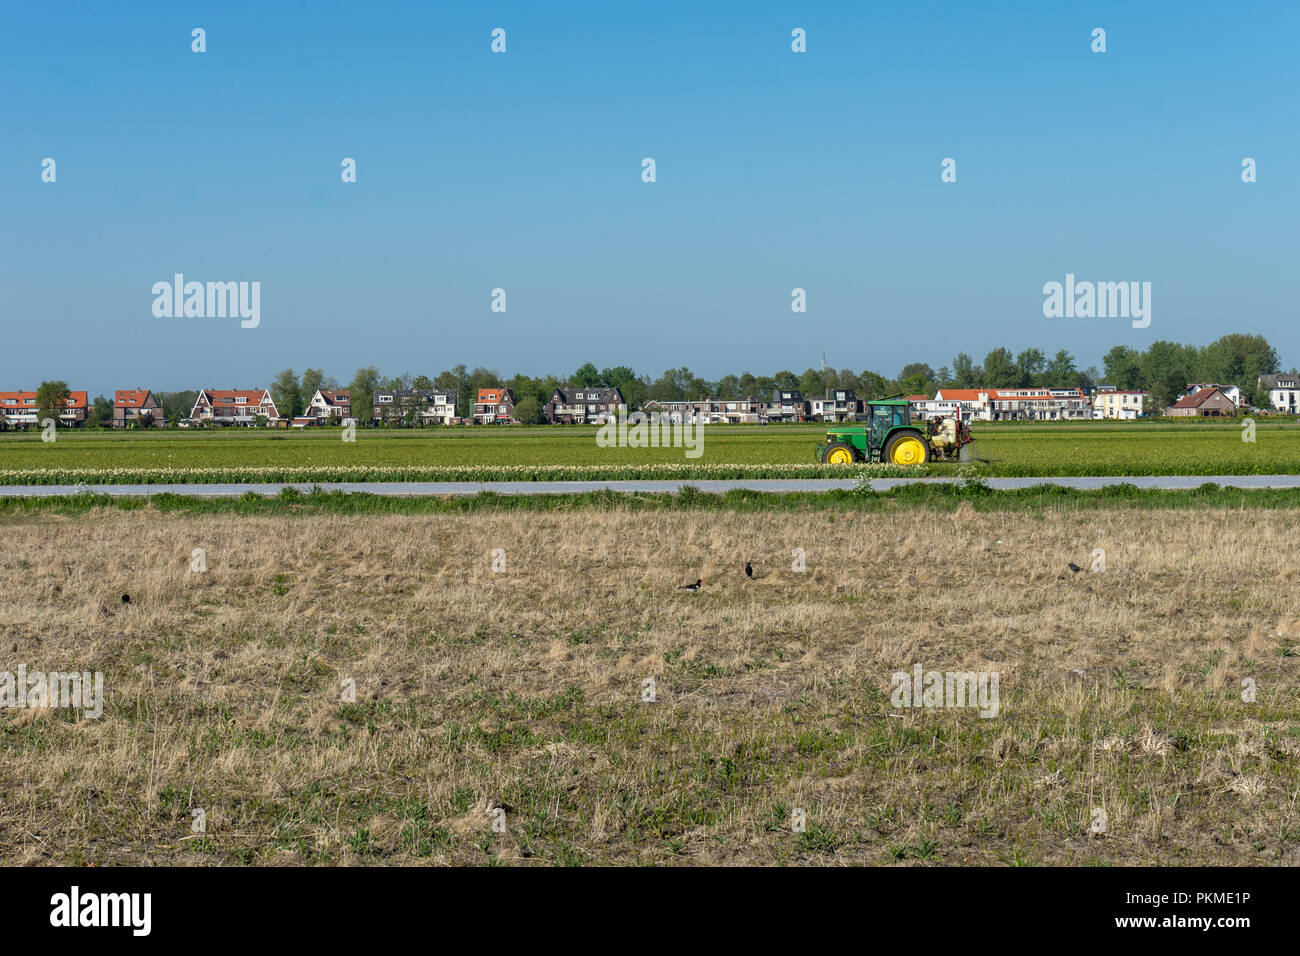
[267,333,1281,421]
[21,333,1287,426]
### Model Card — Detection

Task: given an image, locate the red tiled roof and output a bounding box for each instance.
[115,389,153,408]
[1170,388,1226,409]
[0,389,87,408]
[477,388,506,403]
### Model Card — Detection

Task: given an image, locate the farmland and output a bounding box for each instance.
[2,497,1297,865]
[1,420,1300,484]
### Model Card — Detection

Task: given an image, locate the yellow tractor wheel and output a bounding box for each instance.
[885,432,931,465]
[823,442,857,465]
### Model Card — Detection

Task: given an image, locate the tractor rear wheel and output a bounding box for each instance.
[822,441,858,465]
[884,431,930,465]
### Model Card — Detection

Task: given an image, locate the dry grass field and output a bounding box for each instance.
[2,500,1299,865]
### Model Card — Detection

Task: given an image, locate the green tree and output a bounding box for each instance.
[573,362,602,386]
[1102,346,1143,390]
[951,353,980,388]
[300,368,325,400]
[981,348,1017,386]
[1045,350,1077,387]
[1014,348,1047,386]
[156,390,197,424]
[34,381,70,427]
[1141,340,1200,409]
[513,395,542,424]
[271,368,302,420]
[88,394,113,427]
[1200,334,1279,388]
[799,367,826,397]
[349,366,381,423]
[858,371,891,399]
[898,363,935,396]
[773,370,800,392]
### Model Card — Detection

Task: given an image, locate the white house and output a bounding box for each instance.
[1092,390,1147,419]
[306,389,352,423]
[931,389,992,421]
[190,388,279,425]
[1259,374,1300,413]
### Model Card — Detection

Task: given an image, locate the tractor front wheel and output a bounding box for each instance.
[884,431,931,465]
[821,441,858,465]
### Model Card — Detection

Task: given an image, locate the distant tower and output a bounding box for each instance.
[821,351,826,373]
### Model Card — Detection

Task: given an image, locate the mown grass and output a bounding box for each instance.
[1,504,1297,865]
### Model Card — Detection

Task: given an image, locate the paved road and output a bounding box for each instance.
[3,475,1300,497]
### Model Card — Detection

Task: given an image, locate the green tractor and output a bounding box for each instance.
[816,399,974,465]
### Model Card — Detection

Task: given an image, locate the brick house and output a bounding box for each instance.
[1185,383,1241,407]
[809,389,861,422]
[1167,386,1236,417]
[113,389,166,428]
[544,386,625,424]
[642,399,701,423]
[694,397,761,424]
[0,389,88,428]
[474,388,517,424]
[189,388,279,425]
[766,389,808,422]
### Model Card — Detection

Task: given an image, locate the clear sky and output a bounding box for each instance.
[1,1,1295,395]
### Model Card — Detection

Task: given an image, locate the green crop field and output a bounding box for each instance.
[0,420,1298,483]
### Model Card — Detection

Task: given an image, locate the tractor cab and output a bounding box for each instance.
[816,399,971,466]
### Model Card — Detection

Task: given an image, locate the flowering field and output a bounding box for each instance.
[1,421,1299,483]
[0,462,921,485]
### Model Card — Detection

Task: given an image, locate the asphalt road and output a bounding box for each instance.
[3,476,1300,497]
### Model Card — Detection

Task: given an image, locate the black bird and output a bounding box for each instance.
[679,579,703,591]
[744,562,753,578]
[121,593,132,604]
[1067,563,1081,574]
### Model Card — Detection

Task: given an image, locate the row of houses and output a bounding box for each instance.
[907,386,1140,422]
[642,389,866,424]
[645,386,1145,424]
[7,376,1297,429]
[0,389,160,428]
[907,380,1282,422]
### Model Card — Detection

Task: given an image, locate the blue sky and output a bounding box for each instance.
[1,1,1295,395]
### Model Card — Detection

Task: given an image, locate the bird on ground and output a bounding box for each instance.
[1067,563,1081,574]
[679,579,703,591]
[744,562,753,578]
[121,593,132,604]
